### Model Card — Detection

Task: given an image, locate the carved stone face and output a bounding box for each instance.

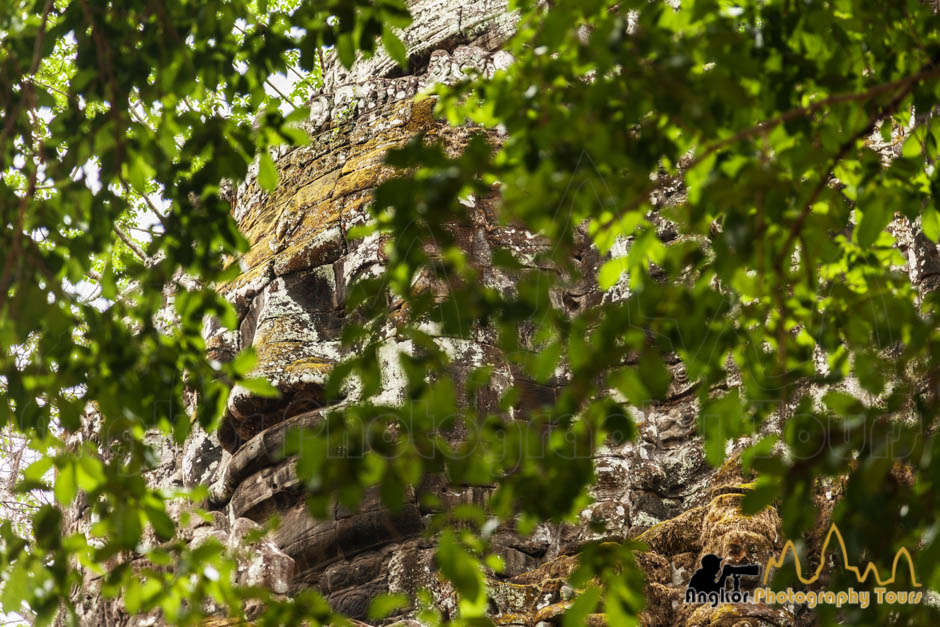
[192,4,529,618]
[202,96,714,625]
[189,8,802,624]
[198,96,419,618]
[201,1,940,623]
[195,5,718,618]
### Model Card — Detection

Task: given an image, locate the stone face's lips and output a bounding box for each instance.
[220,381,326,452]
[214,408,426,587]
[273,495,425,586]
[211,407,326,506]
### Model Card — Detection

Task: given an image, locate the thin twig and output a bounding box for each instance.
[0,166,38,315]
[23,75,67,98]
[232,19,309,84]
[222,21,299,108]
[0,0,54,169]
[113,224,150,264]
[766,70,926,375]
[29,0,55,75]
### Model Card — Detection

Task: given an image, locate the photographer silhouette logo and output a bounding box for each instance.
[685,554,761,607]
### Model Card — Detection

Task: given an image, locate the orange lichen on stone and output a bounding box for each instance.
[334,163,395,198]
[341,142,403,175]
[405,97,437,132]
[699,493,779,563]
[534,601,572,622]
[636,505,706,557]
[508,554,579,585]
[283,357,334,376]
[288,170,341,212]
[217,260,269,295]
[270,225,344,277]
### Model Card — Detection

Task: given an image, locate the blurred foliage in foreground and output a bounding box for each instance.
[3,0,940,625]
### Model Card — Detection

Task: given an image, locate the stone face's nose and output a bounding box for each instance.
[213,0,523,454]
[221,267,345,451]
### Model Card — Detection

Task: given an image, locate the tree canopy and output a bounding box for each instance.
[3,0,940,625]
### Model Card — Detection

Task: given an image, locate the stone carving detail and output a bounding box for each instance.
[305,45,514,133]
[318,0,517,93]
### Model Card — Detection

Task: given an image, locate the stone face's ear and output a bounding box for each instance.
[182,424,225,489]
[307,95,332,132]
[204,314,240,364]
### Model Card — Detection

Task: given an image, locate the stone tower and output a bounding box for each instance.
[62,1,940,625]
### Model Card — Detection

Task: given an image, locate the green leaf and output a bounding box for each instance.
[382,28,408,69]
[923,207,940,243]
[124,578,144,614]
[436,530,486,617]
[856,198,891,248]
[854,350,884,395]
[111,502,144,549]
[901,134,922,158]
[144,504,176,540]
[126,156,156,193]
[741,480,779,515]
[54,460,78,506]
[598,256,629,290]
[336,33,357,68]
[638,351,671,400]
[258,152,279,192]
[603,405,636,445]
[563,586,602,627]
[231,348,258,376]
[368,593,410,620]
[32,506,63,550]
[22,456,53,484]
[238,377,281,398]
[611,367,649,406]
[1,560,29,614]
[699,389,748,466]
[76,455,107,492]
[531,340,562,382]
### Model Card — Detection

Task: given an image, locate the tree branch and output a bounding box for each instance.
[113,223,150,264]
[602,64,940,231]
[775,71,926,269]
[0,166,38,315]
[0,0,54,170]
